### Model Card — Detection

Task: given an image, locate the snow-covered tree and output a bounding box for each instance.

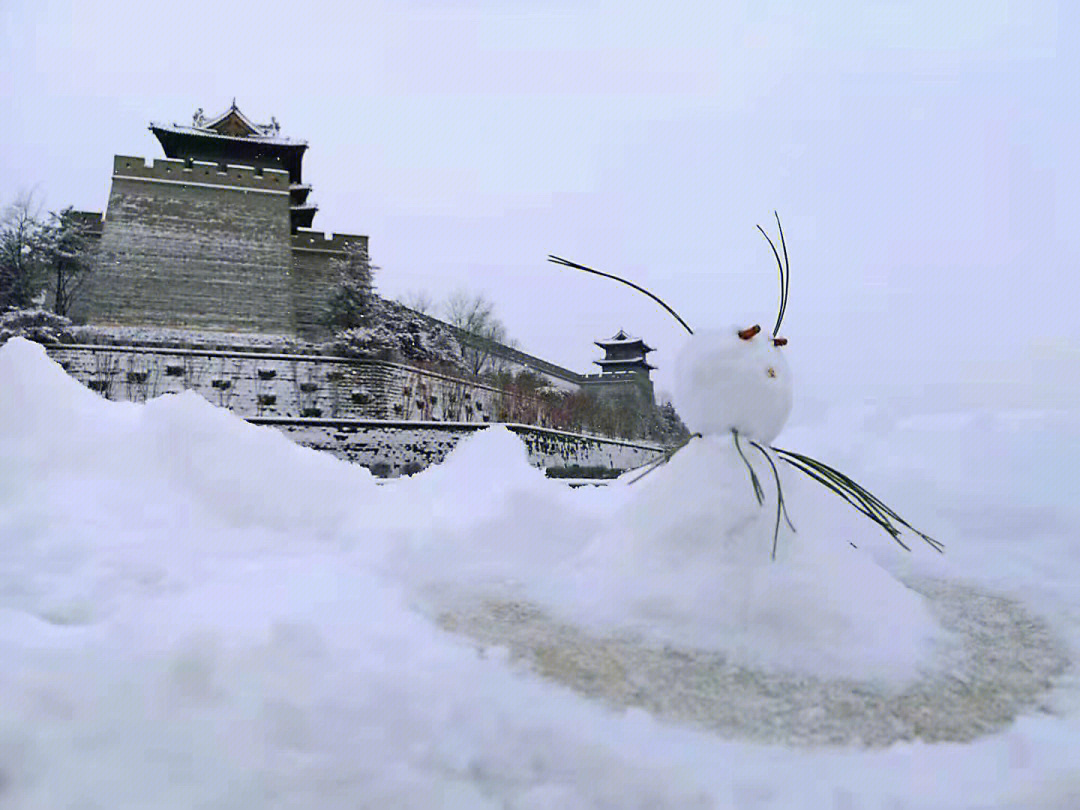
[37,207,96,317]
[0,307,72,345]
[329,298,464,372]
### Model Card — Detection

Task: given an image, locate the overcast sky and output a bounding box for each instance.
[3,1,1078,416]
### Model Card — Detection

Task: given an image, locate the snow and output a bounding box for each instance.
[673,327,793,442]
[2,336,1079,808]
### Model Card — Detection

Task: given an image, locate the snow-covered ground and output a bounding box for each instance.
[2,336,1079,809]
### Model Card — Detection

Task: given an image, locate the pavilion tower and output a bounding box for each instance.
[593,329,655,378]
[150,101,316,232]
[72,101,367,338]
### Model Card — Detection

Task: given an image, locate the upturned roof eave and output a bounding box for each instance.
[149,122,308,149]
[592,358,657,370]
[593,339,655,353]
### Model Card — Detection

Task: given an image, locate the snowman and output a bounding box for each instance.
[550,214,940,560]
[544,217,946,679]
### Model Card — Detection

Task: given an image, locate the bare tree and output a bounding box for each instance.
[443,290,513,376]
[396,289,435,315]
[0,192,43,311]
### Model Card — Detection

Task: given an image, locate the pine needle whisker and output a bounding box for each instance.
[749,439,794,560]
[547,255,694,336]
[773,448,941,553]
[756,219,789,338]
[776,455,912,550]
[774,211,790,335]
[733,429,764,505]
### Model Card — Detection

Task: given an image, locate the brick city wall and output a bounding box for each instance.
[290,230,369,342]
[44,343,577,424]
[72,156,296,334]
[43,343,664,476]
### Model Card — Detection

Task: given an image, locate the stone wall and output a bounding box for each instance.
[42,342,664,477]
[581,371,655,409]
[74,156,295,334]
[45,343,512,422]
[290,230,369,342]
[249,418,663,477]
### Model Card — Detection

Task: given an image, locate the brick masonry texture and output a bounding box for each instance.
[44,343,637,429]
[75,172,295,333]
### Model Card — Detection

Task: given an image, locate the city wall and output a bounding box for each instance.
[43,342,664,476]
[291,229,369,342]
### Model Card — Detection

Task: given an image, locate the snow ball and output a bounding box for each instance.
[673,327,792,442]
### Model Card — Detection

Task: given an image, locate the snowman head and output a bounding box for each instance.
[673,322,792,443]
[674,214,793,442]
[550,212,793,444]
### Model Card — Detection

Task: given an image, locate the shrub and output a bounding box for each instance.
[0,307,72,345]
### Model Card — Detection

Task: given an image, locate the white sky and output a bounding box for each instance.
[3,1,1078,414]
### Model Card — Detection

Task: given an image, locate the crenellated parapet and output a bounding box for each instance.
[111,155,291,192]
[291,228,369,254]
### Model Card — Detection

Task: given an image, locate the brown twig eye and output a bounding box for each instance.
[773,337,787,346]
[738,324,761,340]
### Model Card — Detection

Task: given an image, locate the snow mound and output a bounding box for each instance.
[673,327,793,442]
[532,434,946,682]
[414,425,542,489]
[0,337,115,431]
[394,426,603,595]
[0,339,387,628]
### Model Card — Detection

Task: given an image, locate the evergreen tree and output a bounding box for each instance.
[324,243,377,330]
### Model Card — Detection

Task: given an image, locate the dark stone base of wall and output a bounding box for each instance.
[249,418,663,478]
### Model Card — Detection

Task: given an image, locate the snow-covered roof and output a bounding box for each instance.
[150,122,307,147]
[202,101,263,134]
[151,100,306,146]
[594,329,654,352]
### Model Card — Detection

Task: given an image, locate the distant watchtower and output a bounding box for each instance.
[593,329,655,379]
[150,100,316,232]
